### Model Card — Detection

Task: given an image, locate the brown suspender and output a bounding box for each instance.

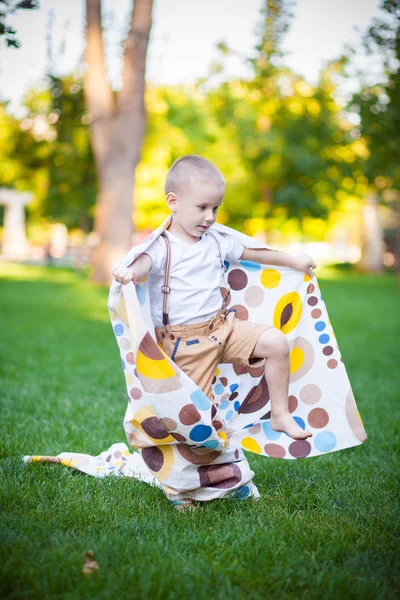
[160,231,231,331]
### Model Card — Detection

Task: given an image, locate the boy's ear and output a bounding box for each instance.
[166,192,177,211]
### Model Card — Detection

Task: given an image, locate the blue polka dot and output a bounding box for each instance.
[243,422,254,429]
[315,321,326,331]
[314,431,337,452]
[114,324,124,336]
[201,440,219,449]
[190,389,211,411]
[230,383,239,393]
[121,359,125,370]
[136,284,145,306]
[224,260,230,271]
[234,400,240,411]
[239,260,261,271]
[219,400,229,410]
[214,383,225,395]
[293,416,306,429]
[189,425,212,442]
[232,485,251,499]
[262,421,281,440]
[319,333,330,344]
[226,410,234,420]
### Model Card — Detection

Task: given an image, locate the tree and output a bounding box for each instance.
[346,0,400,273]
[0,0,39,48]
[206,0,360,240]
[84,0,153,284]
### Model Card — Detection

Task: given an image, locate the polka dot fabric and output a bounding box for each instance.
[23,215,367,503]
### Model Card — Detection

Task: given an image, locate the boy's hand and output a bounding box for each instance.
[112,265,137,285]
[291,255,317,278]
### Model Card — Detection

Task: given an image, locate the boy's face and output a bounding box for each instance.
[166,179,224,239]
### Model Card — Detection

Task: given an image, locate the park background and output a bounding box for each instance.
[1,1,399,599]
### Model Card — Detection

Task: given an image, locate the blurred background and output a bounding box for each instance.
[0,0,399,284]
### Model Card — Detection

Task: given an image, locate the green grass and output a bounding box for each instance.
[1,263,399,600]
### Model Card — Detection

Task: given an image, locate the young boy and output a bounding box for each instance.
[112,154,317,444]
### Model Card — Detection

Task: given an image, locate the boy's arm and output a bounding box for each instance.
[112,252,153,284]
[240,247,316,277]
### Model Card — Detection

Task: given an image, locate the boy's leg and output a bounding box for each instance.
[219,316,313,440]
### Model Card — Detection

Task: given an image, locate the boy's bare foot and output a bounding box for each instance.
[270,413,313,440]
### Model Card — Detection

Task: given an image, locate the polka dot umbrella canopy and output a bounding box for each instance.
[23,216,367,503]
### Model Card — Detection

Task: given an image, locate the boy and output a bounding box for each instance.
[113,154,317,443]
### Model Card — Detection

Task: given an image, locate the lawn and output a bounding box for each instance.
[0,264,399,600]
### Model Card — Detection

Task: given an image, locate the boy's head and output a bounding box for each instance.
[164,155,225,239]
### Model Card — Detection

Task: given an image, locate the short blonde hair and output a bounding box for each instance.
[164,154,225,196]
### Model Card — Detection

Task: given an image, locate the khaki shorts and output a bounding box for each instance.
[155,308,274,404]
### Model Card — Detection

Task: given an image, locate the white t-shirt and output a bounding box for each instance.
[144,229,244,326]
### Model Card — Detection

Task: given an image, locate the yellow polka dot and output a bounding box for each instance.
[218,431,228,447]
[125,372,134,386]
[123,449,130,456]
[304,273,312,282]
[60,458,79,467]
[290,346,305,375]
[261,269,281,289]
[241,437,262,454]
[215,367,220,376]
[136,350,176,379]
[117,296,128,322]
[138,275,147,283]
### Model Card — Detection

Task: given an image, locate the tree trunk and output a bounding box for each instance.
[84,0,153,284]
[357,189,384,273]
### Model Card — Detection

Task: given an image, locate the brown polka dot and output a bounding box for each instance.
[160,418,177,431]
[211,404,217,419]
[179,404,201,426]
[126,352,135,365]
[212,420,223,431]
[119,337,130,350]
[288,395,298,413]
[311,309,322,318]
[228,269,248,291]
[138,332,164,360]
[130,387,142,400]
[300,383,321,405]
[234,449,239,459]
[142,447,164,472]
[322,346,334,356]
[327,359,338,369]
[113,451,121,458]
[239,376,270,415]
[307,296,318,307]
[248,424,261,434]
[229,392,239,401]
[289,440,311,458]
[264,444,285,458]
[231,304,249,320]
[220,377,228,387]
[281,303,293,329]
[141,417,169,440]
[261,410,271,420]
[307,283,315,294]
[308,408,329,428]
[177,444,220,465]
[220,393,230,401]
[198,463,242,489]
[245,285,265,308]
[171,432,186,442]
[134,368,138,377]
[212,375,216,384]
